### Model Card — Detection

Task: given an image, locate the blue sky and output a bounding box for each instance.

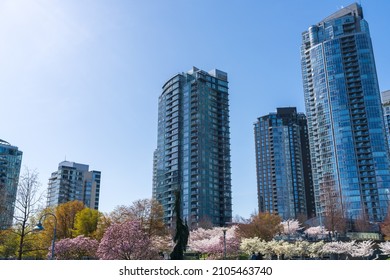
[1,0,389,219]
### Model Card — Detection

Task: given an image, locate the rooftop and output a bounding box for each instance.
[321,3,363,24]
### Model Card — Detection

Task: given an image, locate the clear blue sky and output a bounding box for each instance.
[1,0,389,219]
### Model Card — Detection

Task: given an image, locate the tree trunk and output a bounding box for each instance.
[17,220,26,260]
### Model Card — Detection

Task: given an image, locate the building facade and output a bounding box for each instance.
[0,139,22,229]
[254,108,314,220]
[47,161,101,209]
[153,67,232,228]
[381,90,390,152]
[301,3,390,222]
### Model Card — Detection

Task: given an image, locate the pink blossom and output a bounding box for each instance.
[350,240,374,258]
[379,241,390,256]
[321,241,355,255]
[54,235,99,260]
[189,226,240,259]
[304,226,328,237]
[97,220,159,260]
[281,219,302,235]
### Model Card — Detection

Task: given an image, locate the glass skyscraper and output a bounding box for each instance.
[153,67,232,228]
[0,139,22,229]
[47,161,101,210]
[254,108,314,220]
[301,3,390,222]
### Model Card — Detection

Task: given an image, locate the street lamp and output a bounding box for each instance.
[222,228,227,260]
[287,220,290,241]
[34,212,57,260]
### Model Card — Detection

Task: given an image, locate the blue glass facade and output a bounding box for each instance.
[254,108,314,220]
[153,67,232,228]
[301,3,390,222]
[381,90,390,153]
[0,139,22,229]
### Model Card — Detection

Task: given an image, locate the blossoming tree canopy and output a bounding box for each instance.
[97,220,158,260]
[188,226,240,258]
[281,219,302,235]
[54,235,98,260]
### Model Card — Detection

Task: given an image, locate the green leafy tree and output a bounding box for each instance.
[0,229,18,259]
[53,201,85,239]
[93,213,112,241]
[73,208,100,237]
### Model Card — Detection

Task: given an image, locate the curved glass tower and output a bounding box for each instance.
[301,3,390,222]
[153,67,232,228]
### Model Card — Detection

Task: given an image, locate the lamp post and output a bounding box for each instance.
[287,220,290,241]
[34,212,57,260]
[222,228,227,260]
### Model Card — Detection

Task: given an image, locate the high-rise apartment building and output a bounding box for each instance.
[301,3,390,222]
[153,67,232,227]
[0,139,22,229]
[254,108,315,220]
[47,161,101,209]
[381,90,390,151]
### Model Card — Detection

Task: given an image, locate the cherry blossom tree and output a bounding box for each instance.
[379,241,390,257]
[279,242,298,259]
[188,226,240,259]
[281,219,302,236]
[97,220,158,260]
[304,226,328,239]
[240,237,268,256]
[350,240,374,259]
[240,239,328,260]
[321,241,355,259]
[53,235,98,260]
[268,240,308,259]
[308,241,325,259]
[293,241,311,259]
[152,234,173,255]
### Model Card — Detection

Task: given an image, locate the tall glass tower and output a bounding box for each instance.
[301,3,390,222]
[0,139,22,229]
[153,67,232,228]
[254,108,315,220]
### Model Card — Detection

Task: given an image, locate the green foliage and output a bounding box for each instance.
[0,214,53,260]
[0,229,18,259]
[73,208,100,237]
[53,201,85,239]
[93,214,112,241]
